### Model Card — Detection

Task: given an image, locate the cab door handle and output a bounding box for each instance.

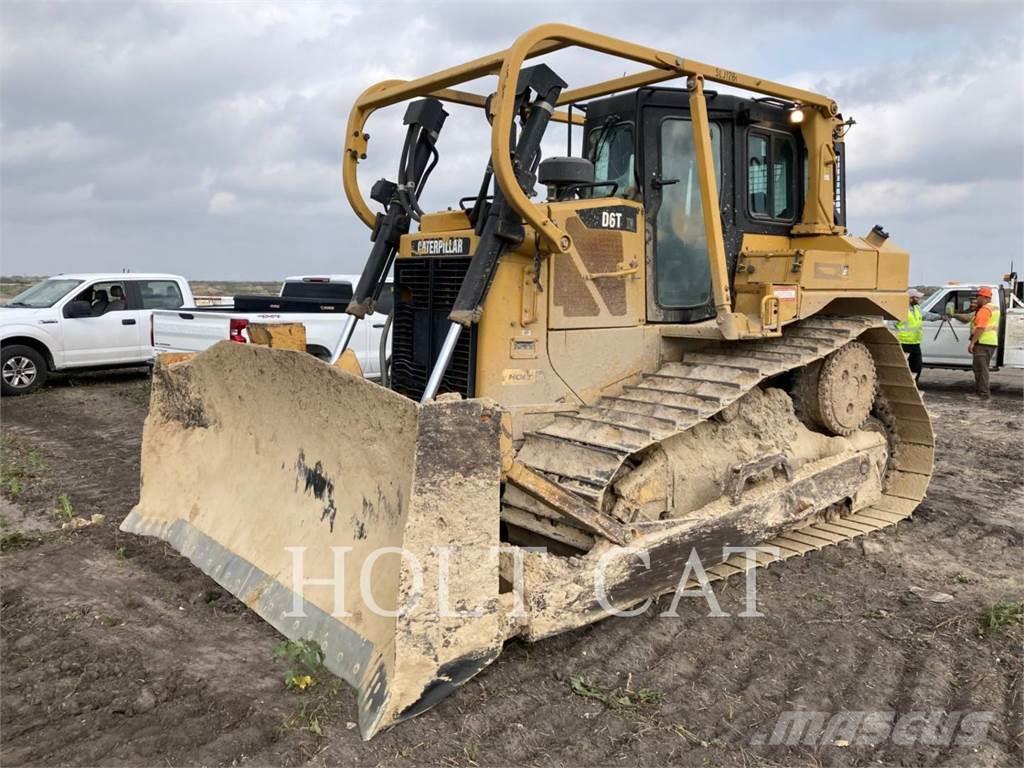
[651,173,679,189]
[122,318,137,326]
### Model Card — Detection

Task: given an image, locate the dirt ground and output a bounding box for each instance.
[1,366,1021,767]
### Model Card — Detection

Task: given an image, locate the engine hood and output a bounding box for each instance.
[0,306,59,328]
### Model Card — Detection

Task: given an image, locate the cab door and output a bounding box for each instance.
[641,105,724,324]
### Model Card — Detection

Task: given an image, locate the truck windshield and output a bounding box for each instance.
[588,122,635,199]
[4,279,84,308]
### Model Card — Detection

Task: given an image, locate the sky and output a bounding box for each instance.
[1,0,1022,284]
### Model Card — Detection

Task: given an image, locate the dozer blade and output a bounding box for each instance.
[121,342,507,739]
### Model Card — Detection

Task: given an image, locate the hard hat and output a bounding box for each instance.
[978,286,993,298]
[907,288,924,298]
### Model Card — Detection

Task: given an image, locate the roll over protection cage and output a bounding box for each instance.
[337,23,845,375]
[331,98,448,364]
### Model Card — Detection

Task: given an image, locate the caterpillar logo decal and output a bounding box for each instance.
[576,205,638,232]
[410,237,471,256]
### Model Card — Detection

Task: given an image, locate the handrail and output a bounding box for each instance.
[341,23,841,247]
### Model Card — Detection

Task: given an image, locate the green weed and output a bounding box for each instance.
[980,601,1024,635]
[120,380,152,406]
[53,493,74,523]
[273,639,325,692]
[0,531,40,552]
[569,675,661,712]
[275,678,344,740]
[1,434,45,497]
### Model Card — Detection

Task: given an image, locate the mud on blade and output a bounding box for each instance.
[121,343,508,738]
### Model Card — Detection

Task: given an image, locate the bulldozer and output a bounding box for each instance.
[122,24,934,739]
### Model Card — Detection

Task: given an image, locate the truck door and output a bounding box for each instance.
[641,105,723,324]
[129,279,186,360]
[60,280,144,366]
[999,289,1024,368]
[920,288,975,366]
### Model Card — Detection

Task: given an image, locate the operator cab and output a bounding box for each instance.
[578,90,840,324]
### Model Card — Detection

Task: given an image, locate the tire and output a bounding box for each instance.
[1,345,48,396]
[306,345,332,362]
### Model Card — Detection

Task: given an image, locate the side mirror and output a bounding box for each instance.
[64,300,93,319]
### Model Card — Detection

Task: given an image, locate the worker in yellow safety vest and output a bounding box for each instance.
[965,286,1001,400]
[896,288,924,383]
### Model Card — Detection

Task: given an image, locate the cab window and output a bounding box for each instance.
[588,122,636,199]
[748,130,798,221]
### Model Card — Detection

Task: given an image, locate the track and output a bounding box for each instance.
[506,316,935,570]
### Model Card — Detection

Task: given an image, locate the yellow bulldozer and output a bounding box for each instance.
[123,25,934,739]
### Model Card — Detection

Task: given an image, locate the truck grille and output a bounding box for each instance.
[391,257,477,401]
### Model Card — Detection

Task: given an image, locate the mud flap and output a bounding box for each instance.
[121,342,507,738]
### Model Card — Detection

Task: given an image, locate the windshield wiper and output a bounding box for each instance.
[3,302,29,307]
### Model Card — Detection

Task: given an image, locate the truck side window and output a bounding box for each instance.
[947,291,977,315]
[138,280,184,310]
[71,281,129,316]
[927,289,980,317]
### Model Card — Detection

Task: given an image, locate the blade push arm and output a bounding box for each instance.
[421,64,566,402]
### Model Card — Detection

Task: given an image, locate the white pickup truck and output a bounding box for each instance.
[151,274,392,377]
[917,280,1024,370]
[1,273,193,396]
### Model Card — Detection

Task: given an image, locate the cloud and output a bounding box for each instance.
[850,179,972,218]
[207,191,239,215]
[1,121,107,165]
[0,0,1022,283]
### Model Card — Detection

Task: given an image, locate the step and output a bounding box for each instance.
[516,434,626,486]
[574,407,678,436]
[536,417,652,453]
[598,396,702,425]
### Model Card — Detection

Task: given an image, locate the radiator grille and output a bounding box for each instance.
[391,257,477,401]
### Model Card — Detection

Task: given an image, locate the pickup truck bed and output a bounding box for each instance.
[152,276,391,376]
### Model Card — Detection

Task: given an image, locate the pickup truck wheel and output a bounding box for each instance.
[2,346,47,396]
[306,346,331,362]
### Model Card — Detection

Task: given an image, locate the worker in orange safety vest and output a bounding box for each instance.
[963,286,1001,400]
